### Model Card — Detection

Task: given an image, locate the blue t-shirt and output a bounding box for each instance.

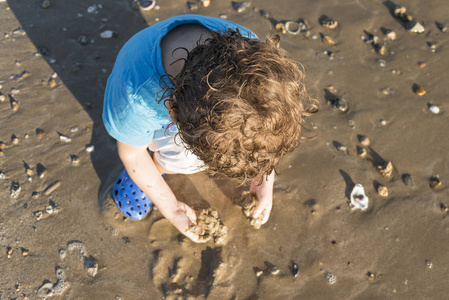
[103,14,258,146]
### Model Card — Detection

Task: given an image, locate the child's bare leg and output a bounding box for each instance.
[249,171,274,225]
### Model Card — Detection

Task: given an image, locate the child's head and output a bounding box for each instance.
[162,29,318,182]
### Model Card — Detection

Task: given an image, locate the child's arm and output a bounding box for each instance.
[117,141,209,243]
[250,171,274,225]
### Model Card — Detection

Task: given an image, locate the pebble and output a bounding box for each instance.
[78,35,89,45]
[59,134,71,142]
[100,30,115,39]
[378,161,393,179]
[85,144,95,152]
[350,184,369,211]
[10,181,21,198]
[36,163,47,178]
[36,128,45,139]
[187,2,198,10]
[377,185,388,197]
[71,154,80,165]
[401,173,414,188]
[380,119,387,126]
[41,0,50,9]
[325,271,336,284]
[232,1,250,13]
[428,104,440,114]
[200,0,210,7]
[429,175,442,189]
[436,22,447,33]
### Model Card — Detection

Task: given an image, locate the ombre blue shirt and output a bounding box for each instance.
[103,14,257,146]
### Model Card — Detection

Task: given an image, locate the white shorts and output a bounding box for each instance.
[148,132,206,174]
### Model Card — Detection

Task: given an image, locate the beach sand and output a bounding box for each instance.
[0,0,448,298]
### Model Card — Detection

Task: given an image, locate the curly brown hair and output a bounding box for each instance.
[160,29,318,182]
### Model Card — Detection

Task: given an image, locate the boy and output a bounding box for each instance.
[103,14,317,243]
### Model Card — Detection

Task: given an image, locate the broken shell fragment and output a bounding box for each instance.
[436,22,447,33]
[291,262,299,277]
[356,145,367,158]
[429,175,442,189]
[325,271,337,284]
[350,184,369,211]
[377,185,388,197]
[321,33,336,45]
[139,0,156,11]
[10,181,21,198]
[414,85,426,96]
[394,5,413,22]
[275,22,286,34]
[407,20,425,33]
[428,104,440,114]
[376,44,387,56]
[386,30,397,41]
[232,1,251,13]
[85,144,95,152]
[320,16,338,29]
[377,161,393,179]
[100,30,115,39]
[358,135,370,146]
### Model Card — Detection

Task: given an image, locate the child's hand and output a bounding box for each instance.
[168,201,211,243]
[249,171,275,225]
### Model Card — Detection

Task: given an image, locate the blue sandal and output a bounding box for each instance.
[112,169,164,220]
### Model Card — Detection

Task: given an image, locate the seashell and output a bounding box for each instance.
[356,145,367,158]
[44,180,61,195]
[36,163,47,178]
[187,2,199,11]
[336,144,348,154]
[232,1,251,13]
[87,4,97,13]
[59,249,66,259]
[376,44,387,56]
[357,134,370,146]
[34,210,43,220]
[350,184,369,211]
[325,271,336,284]
[48,78,57,88]
[414,85,426,96]
[428,104,440,114]
[37,282,53,298]
[271,266,280,275]
[291,262,299,277]
[11,134,19,144]
[36,128,45,139]
[10,181,21,198]
[71,154,80,165]
[85,144,95,152]
[321,33,336,45]
[418,61,426,68]
[377,161,393,179]
[425,260,433,269]
[401,173,414,188]
[393,5,406,17]
[440,203,448,212]
[84,256,99,277]
[285,21,301,35]
[377,185,388,197]
[386,30,397,41]
[275,22,286,34]
[200,0,210,7]
[255,269,264,277]
[11,98,20,112]
[0,142,5,150]
[59,135,71,142]
[21,248,29,256]
[0,92,5,102]
[329,97,349,113]
[429,175,442,189]
[407,21,425,33]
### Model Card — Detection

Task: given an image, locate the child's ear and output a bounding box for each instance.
[267,34,281,48]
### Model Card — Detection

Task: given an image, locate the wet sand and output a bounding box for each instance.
[0,0,448,299]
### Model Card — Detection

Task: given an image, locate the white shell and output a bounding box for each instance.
[285,21,301,35]
[350,184,369,211]
[429,105,440,114]
[408,21,425,33]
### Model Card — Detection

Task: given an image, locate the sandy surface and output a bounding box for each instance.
[1,0,448,299]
